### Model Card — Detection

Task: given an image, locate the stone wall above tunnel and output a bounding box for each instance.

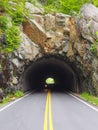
[0,3,98,97]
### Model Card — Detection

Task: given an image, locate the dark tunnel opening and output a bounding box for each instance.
[22,56,77,92]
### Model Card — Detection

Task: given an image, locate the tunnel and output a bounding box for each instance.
[22,56,77,92]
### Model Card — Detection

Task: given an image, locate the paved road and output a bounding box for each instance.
[0,91,98,130]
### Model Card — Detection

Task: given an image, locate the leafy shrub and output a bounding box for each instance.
[10,1,25,25]
[81,92,98,106]
[90,41,98,54]
[93,0,98,6]
[0,15,10,30]
[4,26,20,52]
[14,90,23,98]
[42,0,98,14]
[0,0,26,25]
[0,0,26,53]
[0,90,24,106]
[90,32,98,53]
[0,26,20,53]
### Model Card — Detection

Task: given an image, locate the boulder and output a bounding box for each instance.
[12,77,18,85]
[17,33,40,61]
[12,58,20,68]
[25,2,44,14]
[23,19,47,46]
[33,14,44,28]
[56,13,67,27]
[77,4,98,42]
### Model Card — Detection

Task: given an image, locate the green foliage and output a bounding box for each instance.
[0,90,24,107]
[90,41,98,53]
[14,90,24,98]
[81,92,98,106]
[0,26,20,53]
[6,26,20,52]
[1,95,11,105]
[10,1,25,25]
[0,0,26,53]
[90,32,98,53]
[26,0,37,4]
[0,15,11,31]
[42,0,98,14]
[93,0,98,6]
[0,0,26,25]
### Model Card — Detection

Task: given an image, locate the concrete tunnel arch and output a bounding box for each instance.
[22,56,77,92]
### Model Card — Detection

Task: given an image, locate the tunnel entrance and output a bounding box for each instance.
[22,56,77,92]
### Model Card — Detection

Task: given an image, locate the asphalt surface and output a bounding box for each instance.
[0,91,98,130]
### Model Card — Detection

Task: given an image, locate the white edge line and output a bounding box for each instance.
[0,92,32,112]
[69,93,98,112]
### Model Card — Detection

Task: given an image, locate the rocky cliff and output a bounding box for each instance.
[0,2,98,100]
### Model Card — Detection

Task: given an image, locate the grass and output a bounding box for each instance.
[43,0,98,14]
[80,92,98,106]
[0,90,24,107]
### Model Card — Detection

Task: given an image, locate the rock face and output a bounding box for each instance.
[0,88,4,102]
[0,3,98,97]
[23,19,47,46]
[77,4,98,43]
[25,2,44,15]
[16,33,40,60]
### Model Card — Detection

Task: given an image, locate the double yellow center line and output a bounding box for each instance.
[44,91,54,130]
